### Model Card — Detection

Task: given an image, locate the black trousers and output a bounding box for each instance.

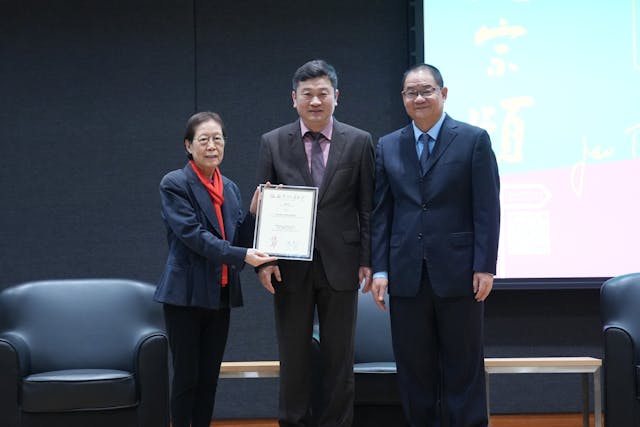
[274,256,358,427]
[390,263,488,427]
[163,302,230,427]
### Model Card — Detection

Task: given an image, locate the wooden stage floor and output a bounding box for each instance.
[211,413,599,427]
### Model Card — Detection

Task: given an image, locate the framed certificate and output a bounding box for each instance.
[253,185,318,261]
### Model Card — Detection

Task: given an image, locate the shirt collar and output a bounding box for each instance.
[300,117,334,141]
[412,112,446,143]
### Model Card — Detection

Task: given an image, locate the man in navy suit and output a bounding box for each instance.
[367,64,500,426]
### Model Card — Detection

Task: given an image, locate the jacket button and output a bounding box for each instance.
[418,233,423,239]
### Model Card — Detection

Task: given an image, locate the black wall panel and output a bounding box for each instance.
[194,0,409,197]
[0,0,195,285]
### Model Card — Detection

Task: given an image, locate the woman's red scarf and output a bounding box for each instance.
[189,161,228,286]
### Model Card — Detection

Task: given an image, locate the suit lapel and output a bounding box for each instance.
[399,125,421,175]
[184,165,223,237]
[221,180,238,241]
[318,119,347,202]
[422,115,456,176]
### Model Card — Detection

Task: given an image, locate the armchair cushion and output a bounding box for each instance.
[353,361,397,374]
[22,369,136,413]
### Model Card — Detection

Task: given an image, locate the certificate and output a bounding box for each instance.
[253,185,318,261]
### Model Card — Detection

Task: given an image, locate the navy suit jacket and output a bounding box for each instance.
[256,118,374,290]
[372,114,500,298]
[154,164,255,309]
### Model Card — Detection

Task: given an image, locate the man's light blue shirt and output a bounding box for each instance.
[413,113,445,158]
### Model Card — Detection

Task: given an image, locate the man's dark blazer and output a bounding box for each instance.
[154,164,255,309]
[372,114,500,297]
[256,118,375,290]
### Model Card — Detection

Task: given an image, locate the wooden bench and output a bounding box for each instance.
[484,357,602,427]
[220,361,280,378]
[219,357,603,427]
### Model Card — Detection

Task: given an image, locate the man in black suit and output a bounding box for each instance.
[368,64,500,426]
[256,59,374,427]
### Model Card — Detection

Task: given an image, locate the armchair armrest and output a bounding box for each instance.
[0,332,30,427]
[603,327,640,426]
[0,332,30,376]
[135,332,169,427]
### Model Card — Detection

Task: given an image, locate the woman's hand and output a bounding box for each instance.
[244,248,277,267]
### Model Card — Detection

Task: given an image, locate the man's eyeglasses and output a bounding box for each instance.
[402,86,440,99]
[195,135,225,147]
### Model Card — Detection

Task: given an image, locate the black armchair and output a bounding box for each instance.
[0,279,169,427]
[352,293,406,427]
[601,272,640,427]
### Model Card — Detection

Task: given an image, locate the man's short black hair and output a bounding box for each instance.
[292,59,338,91]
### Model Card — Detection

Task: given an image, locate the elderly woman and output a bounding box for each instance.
[154,111,276,427]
